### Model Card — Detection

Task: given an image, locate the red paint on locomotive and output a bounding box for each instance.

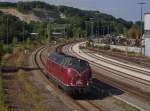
[46,52,92,94]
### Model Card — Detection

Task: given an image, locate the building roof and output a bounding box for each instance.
[52,32,62,35]
[48,52,89,73]
[144,12,150,15]
[30,33,39,35]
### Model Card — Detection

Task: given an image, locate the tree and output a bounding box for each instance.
[128,26,140,39]
[0,43,4,66]
[0,12,31,44]
[26,37,31,47]
[30,21,47,38]
[47,22,52,42]
[123,27,128,37]
[12,37,17,47]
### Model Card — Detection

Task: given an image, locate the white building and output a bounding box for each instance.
[144,13,150,57]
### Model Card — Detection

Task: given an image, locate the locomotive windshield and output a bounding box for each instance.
[69,59,90,73]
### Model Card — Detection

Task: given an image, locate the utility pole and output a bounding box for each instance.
[47,20,51,43]
[0,16,4,44]
[90,18,94,38]
[67,24,70,39]
[97,22,100,37]
[138,2,146,56]
[47,22,51,42]
[47,17,52,43]
[101,27,103,36]
[23,23,25,43]
[138,2,146,39]
[103,27,105,36]
[64,24,66,38]
[6,17,9,45]
[47,23,49,40]
[107,25,110,35]
[85,21,88,40]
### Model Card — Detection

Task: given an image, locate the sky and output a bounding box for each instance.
[1,0,150,21]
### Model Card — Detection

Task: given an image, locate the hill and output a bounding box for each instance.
[0,1,133,24]
[0,8,40,23]
[0,1,135,39]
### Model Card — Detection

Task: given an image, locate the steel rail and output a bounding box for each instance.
[32,45,105,111]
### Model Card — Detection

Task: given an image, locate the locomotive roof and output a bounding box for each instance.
[48,52,89,72]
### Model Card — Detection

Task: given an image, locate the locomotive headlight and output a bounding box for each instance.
[87,82,89,86]
[70,82,73,86]
[76,80,83,85]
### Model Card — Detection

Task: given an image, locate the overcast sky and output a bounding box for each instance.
[1,0,150,21]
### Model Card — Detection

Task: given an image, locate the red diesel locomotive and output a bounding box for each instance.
[46,52,92,94]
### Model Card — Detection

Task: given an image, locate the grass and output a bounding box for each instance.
[0,73,4,105]
[11,42,49,111]
[0,40,49,111]
[0,105,8,111]
[0,72,8,111]
[14,70,49,111]
[0,39,75,110]
[111,48,123,52]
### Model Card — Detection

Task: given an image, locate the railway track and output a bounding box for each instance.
[79,51,150,85]
[76,45,149,83]
[85,51,150,76]
[62,44,150,100]
[96,49,150,68]
[32,45,106,111]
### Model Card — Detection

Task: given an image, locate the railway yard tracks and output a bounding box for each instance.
[29,42,150,111]
[62,43,150,111]
[2,41,150,110]
[32,45,106,111]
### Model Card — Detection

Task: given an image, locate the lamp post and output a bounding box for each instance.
[138,2,146,39]
[138,2,146,56]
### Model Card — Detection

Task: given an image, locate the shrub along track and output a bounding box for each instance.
[1,52,32,111]
[2,72,19,110]
[62,43,150,111]
[1,42,53,111]
[32,44,106,111]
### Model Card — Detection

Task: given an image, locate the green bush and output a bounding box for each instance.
[112,48,122,52]
[128,51,138,56]
[86,41,91,47]
[103,45,110,50]
[0,73,4,105]
[3,45,13,54]
[94,45,99,48]
[0,44,3,62]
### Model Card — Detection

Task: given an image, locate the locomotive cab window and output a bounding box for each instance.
[69,59,89,73]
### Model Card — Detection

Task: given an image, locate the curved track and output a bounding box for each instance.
[86,52,150,76]
[32,45,106,111]
[62,43,150,100]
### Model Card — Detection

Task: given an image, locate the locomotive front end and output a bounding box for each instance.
[65,59,92,94]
